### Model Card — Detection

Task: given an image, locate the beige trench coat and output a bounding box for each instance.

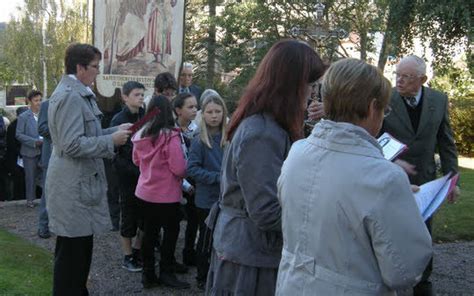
[46,75,117,237]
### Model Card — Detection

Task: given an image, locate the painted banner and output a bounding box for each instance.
[94,0,184,97]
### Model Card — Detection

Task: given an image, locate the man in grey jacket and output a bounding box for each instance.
[383,55,459,295]
[16,90,43,208]
[37,100,51,238]
[46,43,131,295]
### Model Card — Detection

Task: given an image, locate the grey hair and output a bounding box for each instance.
[399,55,426,75]
[182,62,193,71]
[200,88,221,104]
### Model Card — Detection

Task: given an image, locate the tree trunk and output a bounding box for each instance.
[377,0,416,71]
[206,0,217,88]
[359,28,367,61]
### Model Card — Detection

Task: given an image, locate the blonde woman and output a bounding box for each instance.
[276,58,432,295]
[187,91,228,290]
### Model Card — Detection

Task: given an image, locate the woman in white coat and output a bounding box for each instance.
[276,58,432,295]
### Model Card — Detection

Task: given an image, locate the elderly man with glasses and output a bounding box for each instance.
[179,62,202,103]
[382,55,460,296]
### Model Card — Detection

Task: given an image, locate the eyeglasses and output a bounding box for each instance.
[384,106,392,118]
[394,72,421,81]
[87,64,100,69]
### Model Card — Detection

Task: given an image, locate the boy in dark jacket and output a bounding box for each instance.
[110,81,146,272]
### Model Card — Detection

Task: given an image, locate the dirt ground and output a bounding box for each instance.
[1,200,473,295]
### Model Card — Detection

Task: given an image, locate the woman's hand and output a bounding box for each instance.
[118,123,133,130]
[112,129,132,146]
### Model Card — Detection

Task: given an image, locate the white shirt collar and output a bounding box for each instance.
[413,87,422,105]
[67,74,95,96]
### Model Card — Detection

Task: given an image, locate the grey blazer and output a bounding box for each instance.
[16,109,41,157]
[212,113,291,268]
[383,87,458,185]
[38,100,52,168]
[46,75,117,237]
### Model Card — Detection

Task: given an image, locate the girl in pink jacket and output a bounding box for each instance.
[132,95,190,290]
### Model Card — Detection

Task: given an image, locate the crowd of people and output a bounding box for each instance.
[0,40,460,296]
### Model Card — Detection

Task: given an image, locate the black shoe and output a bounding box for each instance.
[122,255,143,272]
[158,272,190,289]
[37,230,51,239]
[132,248,143,267]
[182,249,196,266]
[413,281,434,296]
[172,262,188,274]
[142,270,160,289]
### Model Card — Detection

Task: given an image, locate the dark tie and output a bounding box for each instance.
[404,96,417,108]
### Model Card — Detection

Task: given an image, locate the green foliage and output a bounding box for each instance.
[433,167,474,242]
[0,228,53,294]
[0,0,91,96]
[431,59,474,156]
[186,0,471,110]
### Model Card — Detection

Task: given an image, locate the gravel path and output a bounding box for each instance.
[1,200,473,295]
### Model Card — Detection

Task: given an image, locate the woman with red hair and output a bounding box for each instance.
[205,40,325,295]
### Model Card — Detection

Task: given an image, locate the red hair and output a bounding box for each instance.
[227,40,325,141]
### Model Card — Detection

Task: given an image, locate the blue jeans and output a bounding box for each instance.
[38,167,49,234]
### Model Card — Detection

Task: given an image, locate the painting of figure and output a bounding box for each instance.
[94,0,183,97]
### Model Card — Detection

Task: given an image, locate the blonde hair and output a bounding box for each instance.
[199,90,228,149]
[322,58,391,123]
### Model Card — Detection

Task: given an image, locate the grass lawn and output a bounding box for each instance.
[433,167,474,242]
[0,228,53,295]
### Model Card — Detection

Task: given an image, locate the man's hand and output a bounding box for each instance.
[394,159,417,175]
[35,140,43,147]
[447,185,460,203]
[411,185,420,193]
[307,101,325,121]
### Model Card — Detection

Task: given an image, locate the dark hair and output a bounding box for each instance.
[142,95,175,143]
[27,90,42,101]
[154,72,177,93]
[122,81,145,96]
[172,92,194,109]
[65,43,101,75]
[172,92,195,118]
[16,106,29,116]
[227,40,325,141]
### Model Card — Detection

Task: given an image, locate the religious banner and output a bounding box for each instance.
[94,0,184,97]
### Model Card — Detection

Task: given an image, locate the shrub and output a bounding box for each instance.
[431,58,474,157]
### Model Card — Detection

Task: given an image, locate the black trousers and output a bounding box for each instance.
[183,193,199,254]
[53,235,93,296]
[196,207,211,282]
[104,159,120,230]
[414,217,434,295]
[140,200,180,272]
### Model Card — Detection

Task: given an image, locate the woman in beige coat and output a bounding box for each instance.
[276,59,432,295]
[46,43,130,295]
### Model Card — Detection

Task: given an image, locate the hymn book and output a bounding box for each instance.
[414,172,460,221]
[377,132,408,161]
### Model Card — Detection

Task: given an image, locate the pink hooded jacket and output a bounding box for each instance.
[132,129,186,203]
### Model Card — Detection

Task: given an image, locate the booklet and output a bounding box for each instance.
[377,132,408,161]
[414,172,459,221]
[128,107,160,135]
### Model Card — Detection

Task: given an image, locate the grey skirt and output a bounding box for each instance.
[206,250,278,296]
